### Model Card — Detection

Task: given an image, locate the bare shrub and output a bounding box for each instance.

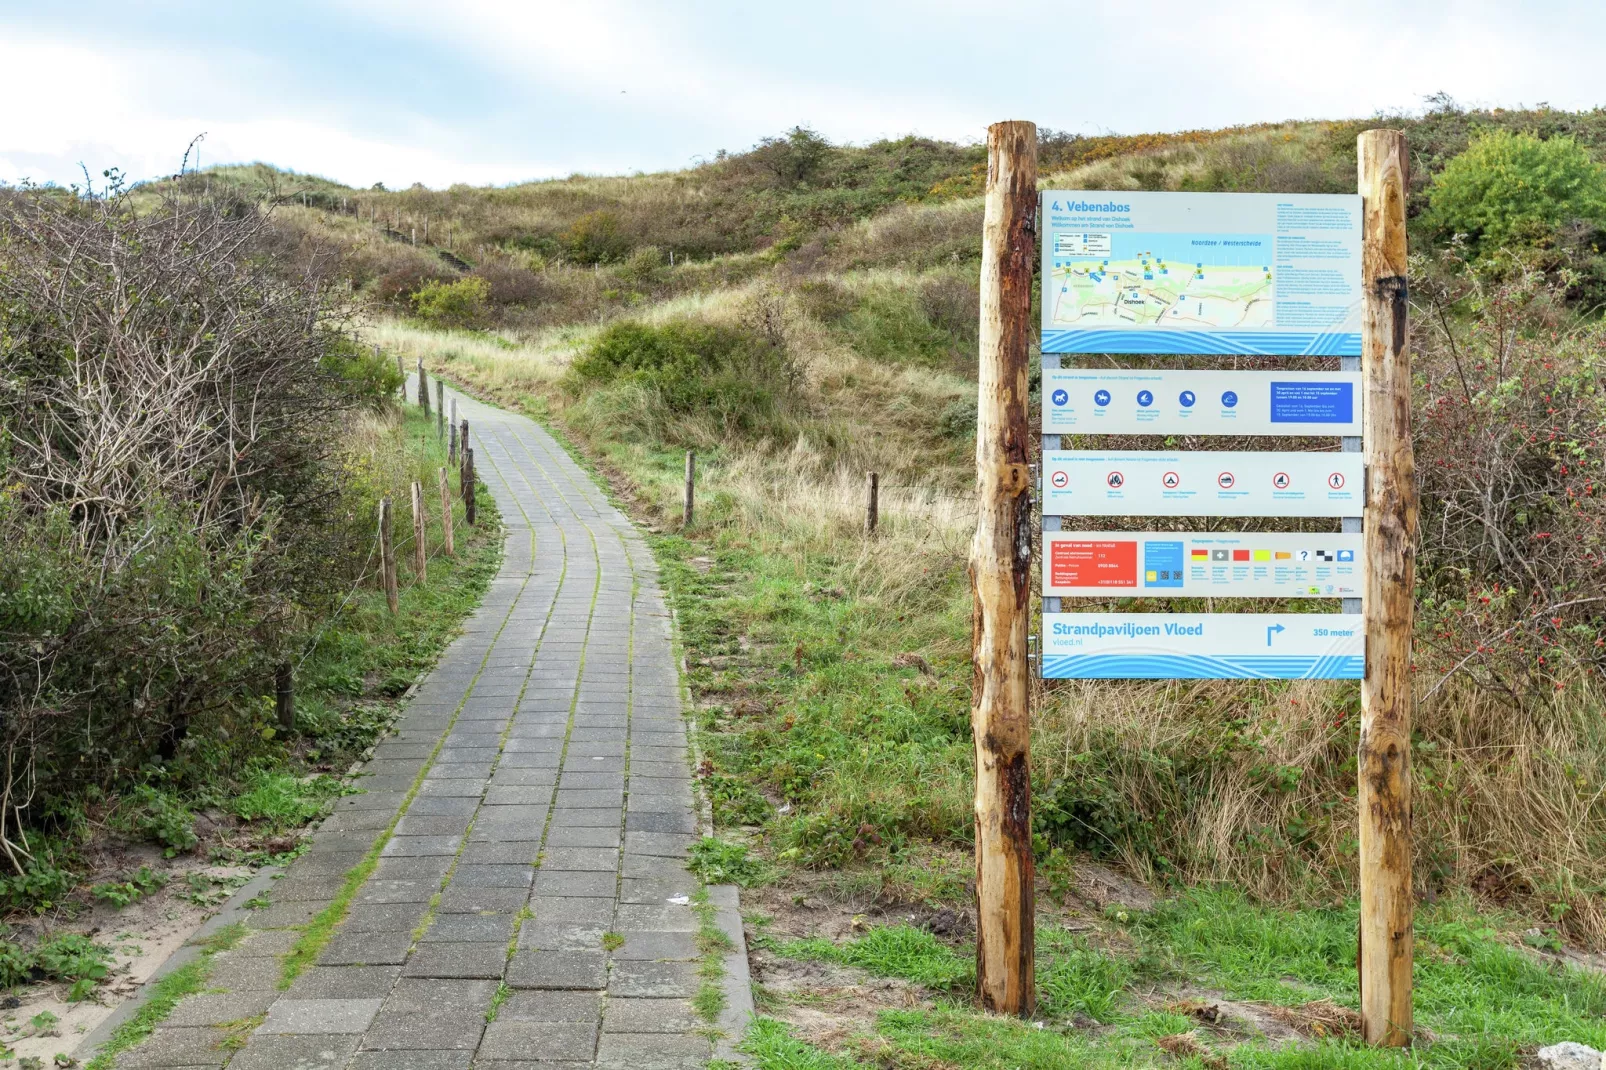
[0,182,390,864]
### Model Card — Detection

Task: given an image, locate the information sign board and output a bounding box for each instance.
[1043,450,1362,518]
[1041,191,1362,355]
[1045,531,1362,598]
[1043,369,1361,436]
[1042,612,1363,679]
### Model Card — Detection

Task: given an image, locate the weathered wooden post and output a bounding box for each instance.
[410,480,428,585]
[1356,128,1416,1048]
[275,663,294,732]
[970,119,1037,1017]
[449,420,458,466]
[379,496,399,615]
[438,467,456,558]
[463,447,477,526]
[436,380,445,438]
[683,451,696,526]
[865,472,879,536]
[417,359,430,416]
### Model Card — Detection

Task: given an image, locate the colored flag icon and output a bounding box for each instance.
[1191,549,1210,560]
[1232,550,1251,561]
[1211,550,1230,562]
[1253,550,1272,562]
[1274,551,1292,560]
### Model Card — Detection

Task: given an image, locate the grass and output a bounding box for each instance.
[748,892,1606,1069]
[83,923,246,1070]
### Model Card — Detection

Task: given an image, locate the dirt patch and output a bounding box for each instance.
[1261,997,1363,1041]
[1069,861,1156,914]
[747,867,975,945]
[753,949,934,1052]
[1,849,256,1065]
[1161,990,1307,1044]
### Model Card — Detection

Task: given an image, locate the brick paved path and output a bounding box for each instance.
[100,384,741,1069]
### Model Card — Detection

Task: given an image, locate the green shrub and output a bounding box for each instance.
[0,857,78,914]
[1427,130,1606,251]
[565,320,794,436]
[410,276,491,327]
[0,932,115,999]
[561,210,631,264]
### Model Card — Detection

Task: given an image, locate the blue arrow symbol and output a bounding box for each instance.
[1266,623,1286,647]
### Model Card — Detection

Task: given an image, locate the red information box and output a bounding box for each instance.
[1050,539,1137,588]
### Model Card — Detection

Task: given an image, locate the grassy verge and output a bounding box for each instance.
[82,924,247,1070]
[744,889,1606,1068]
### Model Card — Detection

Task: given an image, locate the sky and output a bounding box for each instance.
[3,0,1604,191]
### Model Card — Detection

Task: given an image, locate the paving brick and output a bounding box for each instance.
[612,930,699,961]
[116,1025,228,1068]
[606,960,701,998]
[347,1052,473,1070]
[319,930,414,966]
[418,912,516,943]
[541,847,619,872]
[498,989,603,1022]
[401,941,508,978]
[363,977,496,1050]
[505,949,607,990]
[228,1033,361,1070]
[480,1020,599,1062]
[533,870,617,898]
[601,997,700,1034]
[261,998,384,1034]
[436,884,529,913]
[530,896,615,923]
[286,965,404,1000]
[595,1031,710,1070]
[165,989,279,1026]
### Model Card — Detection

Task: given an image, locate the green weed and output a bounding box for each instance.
[230,770,349,829]
[688,838,769,888]
[90,866,168,908]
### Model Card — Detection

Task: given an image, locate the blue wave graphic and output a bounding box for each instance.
[1042,329,1361,357]
[1041,654,1363,680]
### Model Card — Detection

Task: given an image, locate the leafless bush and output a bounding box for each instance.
[0,182,388,863]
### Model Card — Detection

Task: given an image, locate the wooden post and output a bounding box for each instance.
[436,380,445,438]
[970,119,1037,1017]
[417,359,430,415]
[449,420,458,466]
[865,472,879,535]
[274,663,294,732]
[438,466,456,558]
[1357,128,1416,1048]
[393,350,404,395]
[379,496,399,615]
[682,451,695,526]
[424,215,430,244]
[463,447,477,526]
[410,480,428,585]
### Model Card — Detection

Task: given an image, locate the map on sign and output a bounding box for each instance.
[1050,231,1273,331]
[1041,192,1363,355]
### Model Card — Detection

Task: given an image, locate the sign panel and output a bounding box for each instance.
[1043,369,1361,436]
[1043,450,1363,518]
[1045,531,1362,598]
[1042,613,1363,679]
[1041,191,1363,355]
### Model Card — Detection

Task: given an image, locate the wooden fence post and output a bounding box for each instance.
[393,350,403,396]
[449,420,457,466]
[417,359,430,416]
[464,447,477,526]
[436,380,445,439]
[865,472,879,535]
[410,480,428,585]
[438,466,456,558]
[275,663,294,732]
[683,451,695,526]
[970,119,1037,1017]
[379,496,399,615]
[1357,127,1416,1048]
